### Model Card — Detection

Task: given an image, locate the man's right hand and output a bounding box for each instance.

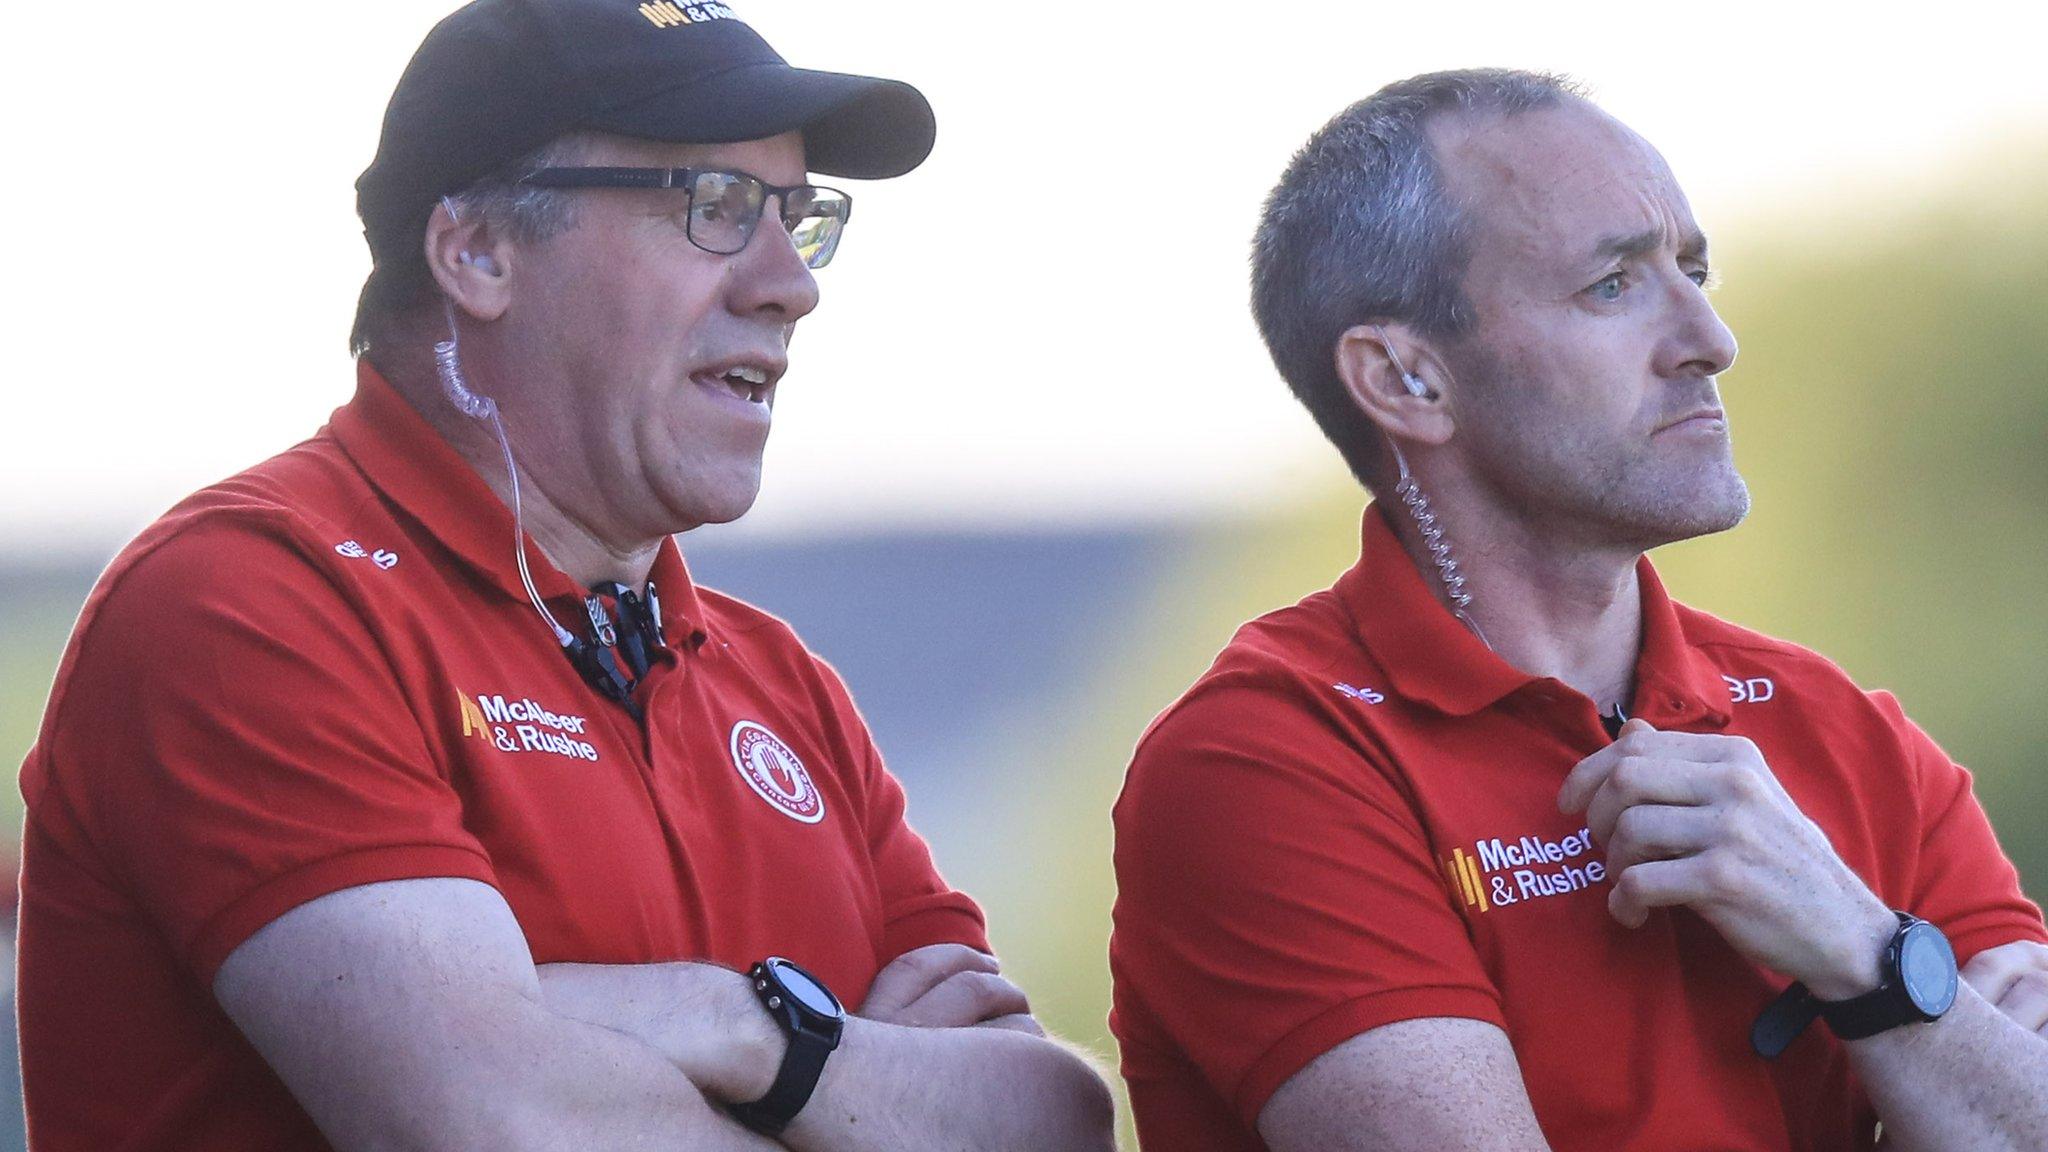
[858,943,1043,1034]
[1558,719,1899,1000]
[219,883,1111,1152]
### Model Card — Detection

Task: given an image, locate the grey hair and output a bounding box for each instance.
[1249,68,1585,491]
[349,133,595,357]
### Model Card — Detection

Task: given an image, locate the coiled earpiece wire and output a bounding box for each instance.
[1387,439,1490,649]
[1377,328,1492,651]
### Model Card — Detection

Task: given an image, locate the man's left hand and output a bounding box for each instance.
[1963,940,2048,1037]
[859,944,1044,1035]
[1559,718,1898,999]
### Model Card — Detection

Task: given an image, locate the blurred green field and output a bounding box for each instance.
[3,150,2044,1150]
[1,569,85,843]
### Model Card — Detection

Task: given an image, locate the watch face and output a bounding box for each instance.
[1898,921,1959,1018]
[770,960,845,1020]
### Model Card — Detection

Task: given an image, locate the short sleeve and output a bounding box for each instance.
[1111,683,1503,1130]
[1877,692,2048,961]
[33,518,497,984]
[809,657,989,961]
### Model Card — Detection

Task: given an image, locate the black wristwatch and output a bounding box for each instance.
[728,957,845,1136]
[1751,911,1958,1059]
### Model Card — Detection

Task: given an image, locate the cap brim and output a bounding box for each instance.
[596,61,936,180]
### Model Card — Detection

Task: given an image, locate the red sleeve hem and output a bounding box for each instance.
[186,843,499,983]
[1233,986,1507,1130]
[1947,916,2048,966]
[880,900,991,960]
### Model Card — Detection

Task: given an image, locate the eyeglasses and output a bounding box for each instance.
[519,167,854,269]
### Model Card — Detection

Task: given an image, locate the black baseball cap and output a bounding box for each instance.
[357,0,937,271]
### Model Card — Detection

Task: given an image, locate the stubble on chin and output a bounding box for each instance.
[1465,413,1752,552]
[1597,440,1752,549]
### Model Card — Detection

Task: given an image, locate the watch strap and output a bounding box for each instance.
[1820,992,1915,1041]
[727,1027,836,1137]
[1751,911,1949,1059]
[1816,912,1945,1041]
[1751,981,1822,1059]
[727,959,844,1137]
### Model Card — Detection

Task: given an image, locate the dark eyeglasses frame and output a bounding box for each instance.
[518,166,853,268]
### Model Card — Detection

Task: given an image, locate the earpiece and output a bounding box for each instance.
[1374,325,1438,400]
[431,199,626,706]
[442,198,500,275]
[434,304,495,421]
[432,195,499,421]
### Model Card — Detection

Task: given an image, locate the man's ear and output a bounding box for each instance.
[422,200,514,323]
[1334,323,1456,447]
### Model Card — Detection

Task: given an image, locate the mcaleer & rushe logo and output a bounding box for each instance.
[1445,825,1607,913]
[459,690,600,762]
[637,1,738,29]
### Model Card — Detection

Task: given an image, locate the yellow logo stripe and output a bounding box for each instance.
[459,694,488,739]
[1457,849,1490,912]
[639,1,693,27]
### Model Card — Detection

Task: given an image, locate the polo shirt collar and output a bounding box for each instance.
[1631,560,1732,728]
[330,358,710,645]
[1338,504,1731,727]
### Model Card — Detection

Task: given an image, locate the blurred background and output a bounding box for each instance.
[3,1,2046,1147]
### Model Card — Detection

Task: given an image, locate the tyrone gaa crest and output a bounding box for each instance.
[728,720,825,824]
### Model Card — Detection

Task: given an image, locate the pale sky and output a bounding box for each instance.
[6,1,2045,557]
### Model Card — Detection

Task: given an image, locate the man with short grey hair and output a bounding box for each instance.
[17,2,1115,1150]
[1110,69,2048,1151]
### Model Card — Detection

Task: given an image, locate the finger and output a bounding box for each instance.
[1595,731,1795,813]
[1601,804,1719,876]
[1607,854,1720,929]
[1961,941,2045,1005]
[1558,735,1635,814]
[1562,719,1695,815]
[1583,757,1722,845]
[859,944,999,1017]
[976,1013,1048,1037]
[899,970,1032,1029]
[1628,728,1758,760]
[1688,734,1798,807]
[862,945,999,1017]
[1596,728,1784,797]
[1992,970,2048,1035]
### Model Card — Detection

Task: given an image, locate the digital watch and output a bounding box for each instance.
[1752,911,1958,1059]
[728,957,846,1136]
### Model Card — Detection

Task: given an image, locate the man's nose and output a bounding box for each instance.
[1669,276,1738,378]
[729,202,821,323]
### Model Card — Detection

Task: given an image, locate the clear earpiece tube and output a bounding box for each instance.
[437,299,577,650]
[1389,440,1491,650]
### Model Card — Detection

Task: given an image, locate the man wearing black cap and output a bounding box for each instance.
[14,2,1116,1150]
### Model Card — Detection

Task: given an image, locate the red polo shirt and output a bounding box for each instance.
[17,361,987,1151]
[1109,505,2045,1152]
